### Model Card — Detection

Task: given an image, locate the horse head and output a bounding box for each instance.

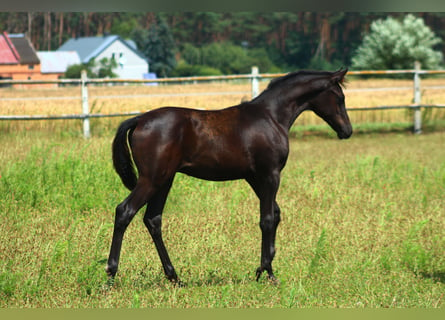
[305,69,352,139]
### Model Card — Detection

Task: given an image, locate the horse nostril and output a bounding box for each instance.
[339,126,353,139]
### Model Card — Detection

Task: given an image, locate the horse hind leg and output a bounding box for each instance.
[142,178,181,284]
[106,178,155,279]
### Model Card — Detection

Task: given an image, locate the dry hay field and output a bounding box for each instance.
[1,76,445,134]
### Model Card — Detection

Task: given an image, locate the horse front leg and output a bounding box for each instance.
[248,173,281,283]
[256,200,280,283]
[269,200,281,270]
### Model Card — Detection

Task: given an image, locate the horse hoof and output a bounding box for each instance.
[172,279,185,287]
[105,264,117,278]
[255,267,264,281]
[167,275,185,287]
[268,275,280,286]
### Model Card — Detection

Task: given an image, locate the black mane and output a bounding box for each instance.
[266,70,334,90]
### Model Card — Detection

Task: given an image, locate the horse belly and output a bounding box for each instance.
[179,147,249,181]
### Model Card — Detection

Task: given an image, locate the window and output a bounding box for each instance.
[28,65,34,70]
[118,53,126,68]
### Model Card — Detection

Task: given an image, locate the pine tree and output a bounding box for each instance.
[144,15,177,77]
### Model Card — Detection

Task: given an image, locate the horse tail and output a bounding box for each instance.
[112,116,140,190]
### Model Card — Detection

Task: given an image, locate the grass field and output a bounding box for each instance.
[0,127,444,307]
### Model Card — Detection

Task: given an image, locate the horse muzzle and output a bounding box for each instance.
[337,124,353,139]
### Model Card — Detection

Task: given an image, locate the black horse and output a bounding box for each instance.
[106,69,352,284]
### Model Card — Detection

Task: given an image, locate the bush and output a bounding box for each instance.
[63,58,117,79]
[245,48,280,73]
[352,14,443,70]
[181,43,201,66]
[200,42,247,74]
[64,63,95,79]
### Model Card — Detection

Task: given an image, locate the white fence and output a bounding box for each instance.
[1,65,445,138]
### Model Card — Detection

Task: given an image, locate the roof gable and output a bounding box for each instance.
[8,33,40,64]
[0,32,20,64]
[58,35,147,63]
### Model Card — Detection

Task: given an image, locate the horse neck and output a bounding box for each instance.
[252,87,311,131]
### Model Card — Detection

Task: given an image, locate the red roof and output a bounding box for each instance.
[0,32,20,64]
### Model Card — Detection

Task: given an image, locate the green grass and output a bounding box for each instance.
[0,129,444,307]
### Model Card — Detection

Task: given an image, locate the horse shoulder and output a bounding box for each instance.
[237,107,289,170]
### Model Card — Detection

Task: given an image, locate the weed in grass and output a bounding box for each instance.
[0,271,18,298]
[401,220,433,275]
[77,259,109,297]
[307,228,328,277]
[379,248,394,274]
[131,293,141,308]
[51,240,68,267]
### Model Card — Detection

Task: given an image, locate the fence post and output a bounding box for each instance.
[251,66,259,99]
[81,70,90,139]
[413,61,422,134]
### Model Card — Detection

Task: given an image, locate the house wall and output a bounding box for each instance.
[96,40,149,79]
[0,63,41,78]
[0,64,60,88]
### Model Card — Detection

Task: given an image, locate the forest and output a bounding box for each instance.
[1,12,445,74]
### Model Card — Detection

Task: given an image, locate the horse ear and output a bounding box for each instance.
[332,68,348,84]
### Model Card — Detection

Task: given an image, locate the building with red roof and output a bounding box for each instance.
[0,32,57,87]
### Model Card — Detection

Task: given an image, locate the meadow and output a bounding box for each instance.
[0,78,444,308]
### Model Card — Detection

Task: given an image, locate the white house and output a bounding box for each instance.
[57,35,149,79]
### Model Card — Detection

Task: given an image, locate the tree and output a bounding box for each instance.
[3,12,445,71]
[96,58,118,78]
[110,15,139,39]
[201,42,249,74]
[180,43,201,65]
[178,42,278,74]
[352,14,443,70]
[133,14,177,77]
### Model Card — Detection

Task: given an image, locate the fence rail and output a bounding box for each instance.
[1,64,445,138]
